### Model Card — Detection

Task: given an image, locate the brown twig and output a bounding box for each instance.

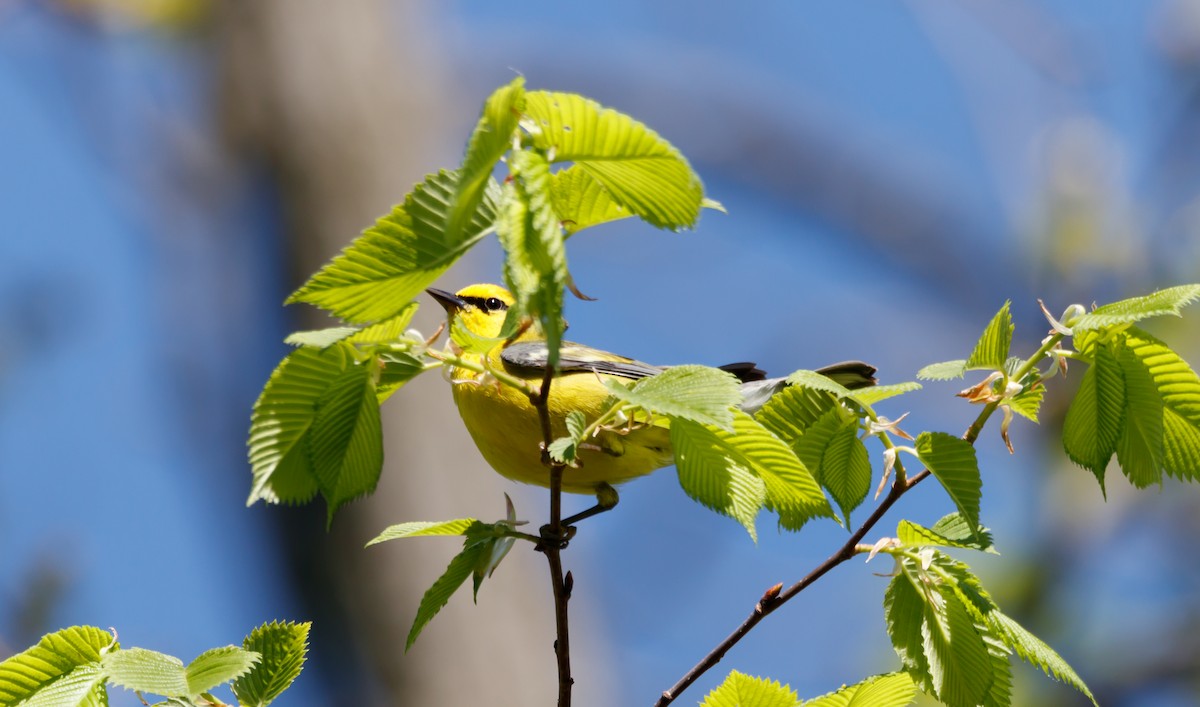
[531,365,574,707]
[655,399,1003,706]
[654,467,930,706]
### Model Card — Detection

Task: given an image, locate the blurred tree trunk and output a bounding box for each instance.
[213,2,584,704]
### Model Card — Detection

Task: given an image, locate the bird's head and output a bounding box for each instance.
[426,283,515,339]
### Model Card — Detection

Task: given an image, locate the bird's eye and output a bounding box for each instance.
[484,297,506,312]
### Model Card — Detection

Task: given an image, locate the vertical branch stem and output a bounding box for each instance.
[543,522,572,706]
[533,366,573,707]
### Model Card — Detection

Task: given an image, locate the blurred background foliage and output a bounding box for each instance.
[1,1,1199,705]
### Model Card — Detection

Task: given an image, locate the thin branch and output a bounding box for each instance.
[654,365,1050,706]
[531,365,574,707]
[543,534,572,707]
[654,466,930,706]
[425,347,538,396]
[656,330,1068,704]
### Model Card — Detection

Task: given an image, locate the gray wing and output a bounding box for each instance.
[502,343,875,412]
[738,378,789,415]
[500,341,664,380]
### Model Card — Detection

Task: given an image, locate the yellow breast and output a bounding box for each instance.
[448,358,673,494]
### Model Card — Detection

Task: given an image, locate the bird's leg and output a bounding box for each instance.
[561,482,619,526]
[538,483,619,549]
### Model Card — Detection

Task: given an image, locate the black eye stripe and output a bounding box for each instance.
[461,295,509,312]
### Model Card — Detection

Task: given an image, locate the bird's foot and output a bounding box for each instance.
[536,522,577,551]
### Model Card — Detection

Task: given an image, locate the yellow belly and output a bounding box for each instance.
[450,370,673,494]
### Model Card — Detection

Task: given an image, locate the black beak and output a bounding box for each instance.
[426,287,465,313]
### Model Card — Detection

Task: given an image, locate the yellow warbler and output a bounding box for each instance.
[428,284,875,519]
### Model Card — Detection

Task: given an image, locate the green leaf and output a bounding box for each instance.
[790,407,841,473]
[605,365,741,431]
[929,513,994,549]
[933,553,1001,619]
[550,164,633,235]
[1123,329,1200,482]
[817,417,871,526]
[20,665,106,707]
[730,411,834,532]
[1062,341,1124,489]
[286,170,499,323]
[785,369,854,399]
[471,534,516,598]
[407,540,491,650]
[446,77,524,246]
[848,381,922,407]
[981,634,1015,707]
[548,410,587,464]
[897,513,996,554]
[547,436,577,464]
[915,432,982,532]
[888,552,1036,705]
[376,351,429,403]
[883,570,931,696]
[0,626,113,707]
[463,517,519,598]
[100,648,188,697]
[552,170,726,236]
[902,552,1092,707]
[1163,407,1200,483]
[233,621,310,707]
[498,149,569,365]
[1114,340,1165,487]
[926,583,995,707]
[348,303,421,341]
[933,556,1013,707]
[966,301,1013,371]
[284,303,419,349]
[565,409,586,439]
[307,359,384,524]
[670,418,767,540]
[671,412,831,538]
[249,346,352,506]
[523,91,704,230]
[366,518,480,546]
[755,385,839,443]
[916,360,967,381]
[284,327,361,349]
[1006,383,1044,423]
[986,611,1097,706]
[185,646,259,697]
[700,670,799,707]
[843,672,918,707]
[792,409,870,526]
[886,562,994,707]
[803,672,917,707]
[1071,328,1105,358]
[1072,284,1200,331]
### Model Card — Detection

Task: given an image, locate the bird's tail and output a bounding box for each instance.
[737,361,877,415]
[814,360,877,390]
[718,361,768,382]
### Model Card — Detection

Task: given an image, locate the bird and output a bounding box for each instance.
[426,283,876,525]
